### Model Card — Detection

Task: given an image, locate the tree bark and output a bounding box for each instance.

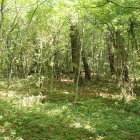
[107,44,115,75]
[115,30,129,82]
[70,24,81,83]
[82,50,91,80]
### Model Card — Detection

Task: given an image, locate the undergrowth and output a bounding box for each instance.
[0,80,140,140]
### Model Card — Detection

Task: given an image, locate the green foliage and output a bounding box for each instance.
[0,80,140,139]
[0,0,140,139]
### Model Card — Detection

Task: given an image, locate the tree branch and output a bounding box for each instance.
[107,0,140,9]
[83,0,140,10]
[26,0,47,30]
[83,1,110,9]
[0,0,5,29]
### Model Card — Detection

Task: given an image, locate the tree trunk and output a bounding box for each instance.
[115,30,129,82]
[107,44,115,75]
[82,50,91,80]
[70,24,81,83]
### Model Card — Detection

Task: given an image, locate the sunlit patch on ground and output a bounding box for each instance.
[0,137,11,140]
[46,105,68,116]
[61,79,73,83]
[96,92,137,103]
[14,95,46,108]
[0,90,46,107]
[0,91,19,100]
[0,126,7,133]
[0,79,140,139]
[69,121,94,132]
[63,91,70,94]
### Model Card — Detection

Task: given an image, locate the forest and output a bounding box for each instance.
[0,0,140,139]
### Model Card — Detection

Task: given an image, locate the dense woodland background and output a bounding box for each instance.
[0,0,140,139]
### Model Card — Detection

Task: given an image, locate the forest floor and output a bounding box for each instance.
[0,78,140,140]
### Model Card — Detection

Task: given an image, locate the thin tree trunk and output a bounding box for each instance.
[107,43,115,75]
[0,0,5,29]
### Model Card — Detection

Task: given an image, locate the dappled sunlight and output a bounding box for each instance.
[69,121,95,132]
[0,90,46,107]
[68,115,96,133]
[96,92,137,103]
[14,95,46,108]
[0,91,19,100]
[63,91,70,95]
[0,126,7,134]
[61,79,73,83]
[69,121,82,128]
[0,88,140,139]
[0,124,23,140]
[0,79,139,139]
[0,81,6,89]
[0,0,140,139]
[46,105,68,116]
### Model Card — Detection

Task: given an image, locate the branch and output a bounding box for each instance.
[83,0,140,10]
[0,0,5,29]
[6,10,20,49]
[83,1,109,9]
[108,0,140,9]
[26,0,47,30]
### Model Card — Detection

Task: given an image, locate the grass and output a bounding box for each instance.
[0,79,140,140]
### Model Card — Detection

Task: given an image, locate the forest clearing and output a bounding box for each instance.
[0,0,140,139]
